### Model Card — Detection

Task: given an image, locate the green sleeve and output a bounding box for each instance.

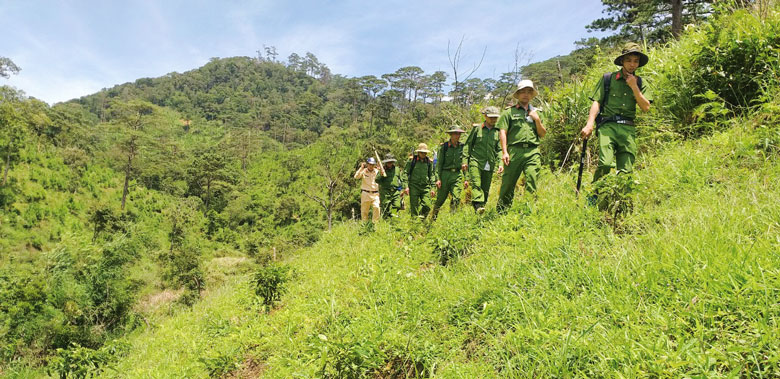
[461,130,474,159]
[589,76,605,104]
[376,172,387,186]
[435,144,443,181]
[403,161,411,187]
[429,162,435,187]
[493,135,502,166]
[496,110,511,131]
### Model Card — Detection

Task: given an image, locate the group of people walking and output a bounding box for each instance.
[354,43,652,222]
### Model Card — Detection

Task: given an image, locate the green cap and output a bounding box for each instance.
[481,106,501,117]
[614,42,649,67]
[446,125,466,134]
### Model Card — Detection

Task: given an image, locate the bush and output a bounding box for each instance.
[253,263,292,310]
[591,173,641,228]
[47,340,130,379]
[310,333,385,379]
[428,213,481,265]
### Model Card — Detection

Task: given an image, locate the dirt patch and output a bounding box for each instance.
[372,355,428,378]
[135,289,184,314]
[211,256,251,268]
[223,356,267,378]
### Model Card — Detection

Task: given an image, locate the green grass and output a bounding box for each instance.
[96,120,780,378]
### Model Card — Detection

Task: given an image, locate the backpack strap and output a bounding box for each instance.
[440,142,449,169]
[601,72,612,108]
[596,72,612,127]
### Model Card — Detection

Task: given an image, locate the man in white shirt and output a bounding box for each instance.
[354,157,383,223]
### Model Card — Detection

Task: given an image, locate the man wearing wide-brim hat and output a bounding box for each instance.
[463,106,505,214]
[496,79,547,213]
[431,126,467,220]
[403,143,435,218]
[580,42,651,187]
[376,153,406,218]
[354,156,383,223]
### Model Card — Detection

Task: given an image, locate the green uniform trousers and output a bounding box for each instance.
[434,169,463,211]
[380,190,402,218]
[497,145,540,213]
[593,122,636,183]
[409,187,432,218]
[467,162,494,205]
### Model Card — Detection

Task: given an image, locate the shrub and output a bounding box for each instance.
[47,340,130,379]
[310,333,385,379]
[253,263,292,310]
[591,173,641,228]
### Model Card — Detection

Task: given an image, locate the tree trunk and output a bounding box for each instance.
[327,181,334,231]
[121,165,130,210]
[671,0,683,39]
[2,151,9,186]
[205,178,212,209]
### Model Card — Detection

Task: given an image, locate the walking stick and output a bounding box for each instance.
[576,138,588,196]
[374,149,386,177]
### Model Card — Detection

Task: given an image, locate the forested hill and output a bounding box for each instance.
[73,54,461,150]
[76,56,334,146]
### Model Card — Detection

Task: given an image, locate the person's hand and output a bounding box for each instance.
[403,188,409,196]
[430,190,436,198]
[464,180,469,189]
[360,162,366,169]
[497,165,504,174]
[502,152,510,166]
[626,73,638,90]
[436,180,442,189]
[461,163,468,171]
[580,123,594,139]
[529,109,541,123]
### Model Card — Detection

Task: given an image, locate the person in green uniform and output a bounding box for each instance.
[496,80,547,214]
[431,126,467,220]
[376,153,406,218]
[580,42,651,185]
[403,143,436,219]
[463,106,504,214]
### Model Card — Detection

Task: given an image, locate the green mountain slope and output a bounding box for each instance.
[101,120,780,377]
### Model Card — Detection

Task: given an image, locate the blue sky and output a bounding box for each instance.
[1,0,609,104]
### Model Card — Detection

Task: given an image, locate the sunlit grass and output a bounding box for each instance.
[104,119,780,377]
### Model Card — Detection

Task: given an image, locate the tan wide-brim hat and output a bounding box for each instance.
[512,79,538,98]
[415,143,431,153]
[614,42,649,67]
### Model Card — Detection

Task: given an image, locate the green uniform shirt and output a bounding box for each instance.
[462,123,501,171]
[376,165,405,193]
[589,70,651,120]
[405,157,434,190]
[435,141,464,180]
[496,105,540,146]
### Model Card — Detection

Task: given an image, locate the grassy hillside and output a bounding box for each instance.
[61,115,775,378]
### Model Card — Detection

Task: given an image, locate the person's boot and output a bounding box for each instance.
[430,207,440,221]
